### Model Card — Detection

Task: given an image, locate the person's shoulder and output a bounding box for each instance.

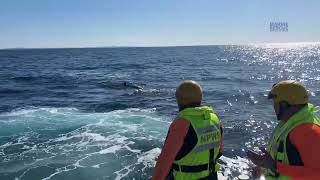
[294,123,320,132]
[172,117,190,126]
[290,123,320,140]
[167,117,190,135]
[168,117,190,130]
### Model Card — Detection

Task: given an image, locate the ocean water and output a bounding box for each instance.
[0,44,320,180]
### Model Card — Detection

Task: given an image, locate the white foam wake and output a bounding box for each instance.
[0,107,257,179]
[0,107,170,179]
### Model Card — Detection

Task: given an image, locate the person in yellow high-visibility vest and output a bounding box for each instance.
[247,80,320,179]
[153,80,224,180]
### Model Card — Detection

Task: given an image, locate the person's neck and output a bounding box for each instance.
[281,105,306,122]
[179,103,201,112]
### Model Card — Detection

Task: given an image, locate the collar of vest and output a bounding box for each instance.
[179,103,201,112]
[179,106,214,116]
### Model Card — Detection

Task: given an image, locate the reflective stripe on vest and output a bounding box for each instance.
[193,141,221,153]
[173,106,222,180]
[193,127,221,153]
[265,103,320,180]
[196,125,220,134]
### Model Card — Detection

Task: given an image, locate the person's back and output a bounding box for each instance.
[152,80,224,180]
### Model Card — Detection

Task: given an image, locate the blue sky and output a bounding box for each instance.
[0,0,319,48]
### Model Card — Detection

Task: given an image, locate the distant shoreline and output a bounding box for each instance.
[1,42,320,50]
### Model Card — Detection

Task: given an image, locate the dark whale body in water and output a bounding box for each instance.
[101,80,143,90]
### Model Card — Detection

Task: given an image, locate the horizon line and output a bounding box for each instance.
[1,42,320,50]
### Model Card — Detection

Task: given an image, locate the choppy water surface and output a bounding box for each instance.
[0,44,320,179]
